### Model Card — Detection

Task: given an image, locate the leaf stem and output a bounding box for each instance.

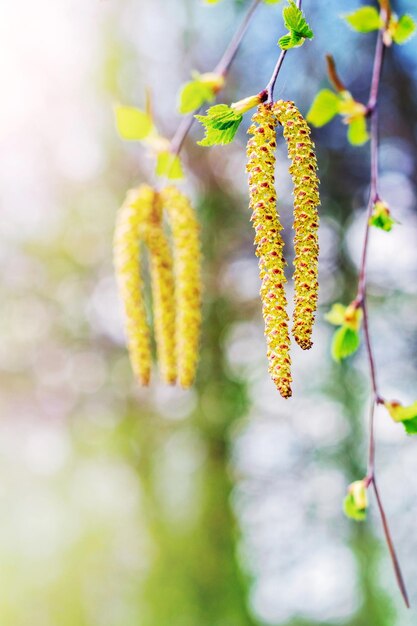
[356,28,409,608]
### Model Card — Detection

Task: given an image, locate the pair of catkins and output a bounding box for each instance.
[247,100,320,398]
[114,184,201,388]
[114,100,319,398]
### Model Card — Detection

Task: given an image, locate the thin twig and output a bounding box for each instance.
[170,0,261,157]
[265,0,302,103]
[355,27,409,608]
[372,478,410,608]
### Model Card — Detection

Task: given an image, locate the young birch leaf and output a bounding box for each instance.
[114,105,153,141]
[307,89,340,127]
[369,200,396,231]
[343,481,368,522]
[347,115,369,146]
[344,6,382,33]
[195,104,243,146]
[278,32,303,49]
[331,326,360,362]
[179,81,215,114]
[156,151,184,180]
[393,15,416,44]
[283,0,313,38]
[278,0,313,50]
[324,303,347,326]
[384,401,417,434]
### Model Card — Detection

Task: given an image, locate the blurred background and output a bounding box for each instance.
[1,0,417,624]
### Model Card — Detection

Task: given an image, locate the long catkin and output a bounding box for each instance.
[113,185,153,385]
[138,189,177,385]
[247,104,292,399]
[161,186,202,388]
[273,100,320,350]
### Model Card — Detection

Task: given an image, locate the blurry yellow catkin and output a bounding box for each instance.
[273,100,320,350]
[114,184,177,385]
[138,189,177,385]
[161,186,202,388]
[113,185,153,385]
[247,104,292,398]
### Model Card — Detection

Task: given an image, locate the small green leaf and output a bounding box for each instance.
[282,0,313,38]
[195,104,243,147]
[278,0,313,50]
[344,6,382,33]
[156,151,184,180]
[331,325,360,362]
[263,0,282,4]
[393,14,416,45]
[343,481,368,522]
[369,201,396,231]
[307,89,340,127]
[114,105,153,141]
[347,115,369,146]
[325,303,347,326]
[179,80,216,114]
[384,400,417,434]
[278,31,303,49]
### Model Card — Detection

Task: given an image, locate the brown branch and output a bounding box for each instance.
[170,0,261,157]
[355,27,410,608]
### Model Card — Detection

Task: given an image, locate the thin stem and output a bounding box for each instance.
[215,0,261,77]
[265,0,302,103]
[170,0,261,157]
[356,28,410,608]
[372,478,410,608]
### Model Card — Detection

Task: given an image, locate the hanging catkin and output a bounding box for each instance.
[113,185,152,385]
[273,100,320,350]
[247,104,292,398]
[138,189,177,385]
[161,186,202,388]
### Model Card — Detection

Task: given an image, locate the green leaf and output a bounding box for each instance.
[369,201,396,231]
[156,151,184,180]
[307,89,340,127]
[393,14,416,45]
[331,326,360,362]
[344,6,382,33]
[384,400,417,434]
[282,0,313,38]
[195,104,243,147]
[263,0,282,4]
[114,105,153,141]
[347,115,369,146]
[343,481,368,521]
[278,0,313,50]
[325,303,347,326]
[344,493,367,521]
[179,80,216,114]
[278,31,303,49]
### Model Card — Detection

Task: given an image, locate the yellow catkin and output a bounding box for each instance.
[161,186,202,388]
[273,100,320,350]
[138,189,177,385]
[113,185,153,385]
[246,104,292,399]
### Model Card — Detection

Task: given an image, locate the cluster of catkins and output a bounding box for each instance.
[114,184,201,388]
[247,101,320,398]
